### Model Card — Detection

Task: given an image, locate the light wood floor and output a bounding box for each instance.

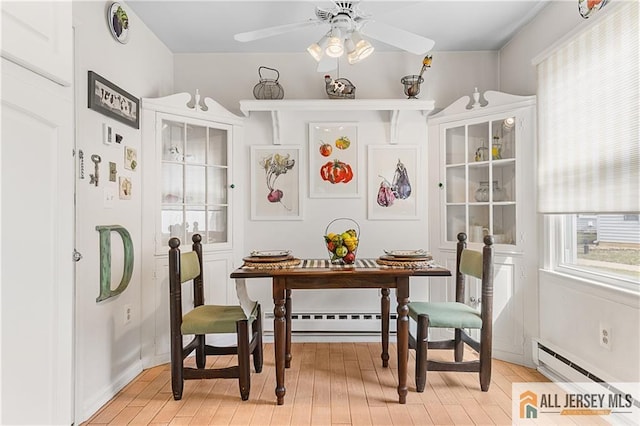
[82,342,548,425]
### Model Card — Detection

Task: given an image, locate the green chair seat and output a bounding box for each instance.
[408,301,482,329]
[182,304,256,335]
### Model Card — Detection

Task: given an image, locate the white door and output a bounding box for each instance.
[0,59,74,424]
[0,1,72,86]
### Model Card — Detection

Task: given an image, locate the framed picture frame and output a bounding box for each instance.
[250,145,303,220]
[88,71,139,129]
[124,146,137,171]
[368,145,421,220]
[308,122,360,198]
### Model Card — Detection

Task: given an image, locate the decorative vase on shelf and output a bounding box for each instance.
[400,55,432,99]
[474,181,505,202]
[474,182,490,202]
[401,75,424,99]
[492,136,502,159]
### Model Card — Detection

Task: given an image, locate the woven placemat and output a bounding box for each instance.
[243,258,302,269]
[376,257,433,269]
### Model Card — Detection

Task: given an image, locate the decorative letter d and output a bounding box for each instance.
[96,225,134,302]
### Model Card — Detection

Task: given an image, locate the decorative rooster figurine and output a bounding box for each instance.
[324,75,356,99]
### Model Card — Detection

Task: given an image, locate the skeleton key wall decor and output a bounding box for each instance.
[90,154,101,187]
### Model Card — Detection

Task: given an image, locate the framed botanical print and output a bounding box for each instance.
[368,145,421,220]
[308,122,360,198]
[251,145,303,220]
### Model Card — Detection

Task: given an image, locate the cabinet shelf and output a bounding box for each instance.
[445,163,466,169]
[468,162,490,168]
[239,98,435,144]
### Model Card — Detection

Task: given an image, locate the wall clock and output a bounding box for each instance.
[108,2,130,44]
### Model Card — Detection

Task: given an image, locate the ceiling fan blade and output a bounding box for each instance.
[234,20,323,42]
[360,21,435,55]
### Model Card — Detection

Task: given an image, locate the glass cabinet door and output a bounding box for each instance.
[443,114,517,246]
[158,114,231,250]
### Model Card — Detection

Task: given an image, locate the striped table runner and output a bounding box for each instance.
[242,258,437,270]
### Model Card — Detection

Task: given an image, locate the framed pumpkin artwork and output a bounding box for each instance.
[308,122,360,198]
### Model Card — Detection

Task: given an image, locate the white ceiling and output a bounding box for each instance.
[126,1,549,54]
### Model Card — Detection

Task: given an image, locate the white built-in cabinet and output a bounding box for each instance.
[427,90,537,366]
[140,93,243,366]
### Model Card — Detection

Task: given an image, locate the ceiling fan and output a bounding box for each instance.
[233,1,435,72]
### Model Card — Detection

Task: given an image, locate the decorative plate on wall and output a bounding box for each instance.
[108,2,130,44]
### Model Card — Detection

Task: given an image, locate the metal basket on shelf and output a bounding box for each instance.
[323,218,360,264]
[253,66,284,100]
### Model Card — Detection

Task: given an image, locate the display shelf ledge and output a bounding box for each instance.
[239,99,435,145]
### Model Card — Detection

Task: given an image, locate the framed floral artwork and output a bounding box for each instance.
[367,145,421,220]
[250,146,303,220]
[308,122,360,198]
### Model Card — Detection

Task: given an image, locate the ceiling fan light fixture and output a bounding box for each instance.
[325,37,344,58]
[307,34,329,61]
[347,32,374,64]
[307,43,324,61]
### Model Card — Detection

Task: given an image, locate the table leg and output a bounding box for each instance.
[273,278,286,405]
[381,288,390,368]
[285,288,292,368]
[396,277,410,404]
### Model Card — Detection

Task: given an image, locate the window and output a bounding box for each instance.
[556,214,639,286]
[537,2,639,289]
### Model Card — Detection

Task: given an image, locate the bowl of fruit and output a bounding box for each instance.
[324,218,360,264]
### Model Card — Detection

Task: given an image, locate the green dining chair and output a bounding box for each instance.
[409,232,494,392]
[168,234,263,401]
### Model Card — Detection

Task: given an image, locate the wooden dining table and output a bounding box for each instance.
[230,258,451,405]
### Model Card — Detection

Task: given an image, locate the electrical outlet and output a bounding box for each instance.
[124,304,132,325]
[599,324,611,350]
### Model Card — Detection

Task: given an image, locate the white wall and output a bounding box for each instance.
[499,1,582,94]
[540,271,640,382]
[72,1,173,422]
[173,51,499,321]
[500,2,640,382]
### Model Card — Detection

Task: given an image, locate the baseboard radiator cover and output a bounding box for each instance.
[532,339,639,409]
[263,312,398,334]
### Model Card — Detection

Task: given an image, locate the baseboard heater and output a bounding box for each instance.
[533,339,639,409]
[263,312,397,334]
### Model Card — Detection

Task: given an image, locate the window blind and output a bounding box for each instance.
[537,1,639,214]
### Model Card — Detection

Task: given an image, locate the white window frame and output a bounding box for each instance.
[545,215,639,294]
